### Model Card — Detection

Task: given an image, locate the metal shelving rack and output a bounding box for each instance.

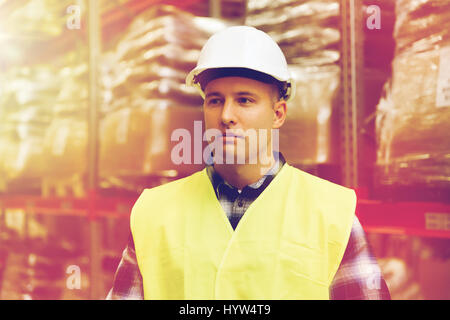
[1,0,449,300]
[339,0,450,239]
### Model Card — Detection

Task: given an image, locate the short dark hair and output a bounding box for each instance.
[194,67,289,101]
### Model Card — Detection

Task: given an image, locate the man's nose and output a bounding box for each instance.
[221,99,237,126]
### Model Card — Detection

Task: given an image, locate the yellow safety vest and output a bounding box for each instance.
[130,163,356,299]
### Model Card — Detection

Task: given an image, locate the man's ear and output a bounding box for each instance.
[272,100,287,129]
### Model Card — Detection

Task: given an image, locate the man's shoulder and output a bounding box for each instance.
[130,169,206,220]
[139,168,206,198]
[288,164,355,195]
[287,165,357,216]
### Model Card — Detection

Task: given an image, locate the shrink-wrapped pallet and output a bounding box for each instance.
[246,0,341,165]
[394,0,450,56]
[0,65,59,192]
[280,65,340,165]
[99,6,228,189]
[246,0,340,66]
[375,0,450,188]
[42,118,87,176]
[0,121,47,191]
[34,61,89,196]
[99,99,205,190]
[2,0,77,38]
[100,6,222,113]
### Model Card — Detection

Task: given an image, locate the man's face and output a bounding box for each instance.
[203,76,286,164]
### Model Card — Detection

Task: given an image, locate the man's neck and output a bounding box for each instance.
[213,155,276,190]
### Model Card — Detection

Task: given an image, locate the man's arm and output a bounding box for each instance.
[106,233,144,300]
[330,216,391,300]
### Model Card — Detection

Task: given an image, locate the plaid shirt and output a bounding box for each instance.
[107,153,390,300]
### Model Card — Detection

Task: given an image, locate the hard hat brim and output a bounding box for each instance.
[186,66,295,102]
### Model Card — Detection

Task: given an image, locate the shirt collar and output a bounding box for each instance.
[206,152,286,198]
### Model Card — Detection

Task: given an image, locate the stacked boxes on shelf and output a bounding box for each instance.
[246,0,341,166]
[99,5,228,191]
[375,0,450,192]
[0,0,90,300]
[0,0,88,195]
[41,59,89,197]
[0,66,58,193]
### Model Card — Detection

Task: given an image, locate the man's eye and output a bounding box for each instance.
[237,97,252,104]
[206,98,221,106]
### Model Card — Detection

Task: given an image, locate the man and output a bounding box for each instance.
[107,26,390,300]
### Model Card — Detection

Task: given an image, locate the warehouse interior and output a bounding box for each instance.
[0,0,449,300]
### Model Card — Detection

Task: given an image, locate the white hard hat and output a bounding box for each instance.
[186,26,295,101]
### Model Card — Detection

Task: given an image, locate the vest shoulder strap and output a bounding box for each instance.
[290,167,356,283]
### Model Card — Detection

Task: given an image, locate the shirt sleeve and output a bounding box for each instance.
[106,233,144,300]
[329,216,391,300]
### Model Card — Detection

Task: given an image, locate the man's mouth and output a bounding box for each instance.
[221,132,244,139]
[220,132,244,143]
